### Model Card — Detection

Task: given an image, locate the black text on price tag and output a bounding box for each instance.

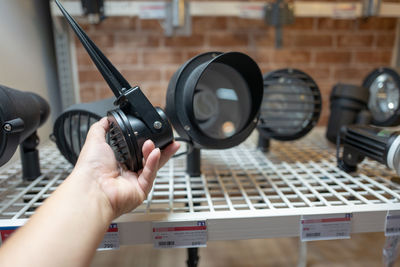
[152,220,207,249]
[300,213,352,241]
[98,223,120,250]
[385,211,400,236]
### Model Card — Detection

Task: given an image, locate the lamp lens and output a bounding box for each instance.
[194,62,251,139]
[261,77,314,135]
[368,73,399,122]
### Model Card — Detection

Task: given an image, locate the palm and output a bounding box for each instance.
[75,118,179,218]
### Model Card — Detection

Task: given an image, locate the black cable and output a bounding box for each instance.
[173,137,194,158]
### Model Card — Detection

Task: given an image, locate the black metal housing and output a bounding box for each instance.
[165,51,263,149]
[362,67,400,126]
[338,125,400,173]
[0,85,49,167]
[53,97,115,165]
[326,84,369,143]
[257,68,322,142]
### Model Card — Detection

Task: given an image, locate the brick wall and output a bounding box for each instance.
[75,7,399,125]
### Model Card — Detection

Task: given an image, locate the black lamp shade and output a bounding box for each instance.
[363,67,400,126]
[165,52,264,149]
[258,68,322,141]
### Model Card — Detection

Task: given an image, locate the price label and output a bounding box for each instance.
[138,3,166,19]
[0,226,19,246]
[385,211,400,236]
[300,213,352,241]
[152,220,207,249]
[332,3,357,19]
[98,223,120,250]
[239,4,264,19]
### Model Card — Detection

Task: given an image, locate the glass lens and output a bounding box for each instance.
[193,62,251,139]
[368,73,399,122]
[261,77,314,135]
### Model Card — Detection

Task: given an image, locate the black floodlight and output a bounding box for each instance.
[55,0,174,172]
[0,85,50,180]
[53,98,114,165]
[257,68,321,151]
[165,52,263,149]
[338,124,400,175]
[363,67,400,126]
[326,84,369,144]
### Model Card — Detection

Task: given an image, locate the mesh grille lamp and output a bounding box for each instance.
[165,52,264,176]
[257,68,322,152]
[52,98,114,165]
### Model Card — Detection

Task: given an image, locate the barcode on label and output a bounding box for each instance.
[387,228,400,233]
[159,241,175,246]
[306,233,321,237]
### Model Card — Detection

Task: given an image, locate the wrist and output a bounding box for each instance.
[64,169,115,225]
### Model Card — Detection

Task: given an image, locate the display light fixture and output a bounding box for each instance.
[337,124,400,175]
[326,84,370,143]
[363,67,400,126]
[165,51,263,150]
[55,0,174,172]
[52,98,114,165]
[257,68,322,151]
[0,85,50,180]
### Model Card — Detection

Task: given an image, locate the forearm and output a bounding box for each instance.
[0,172,114,267]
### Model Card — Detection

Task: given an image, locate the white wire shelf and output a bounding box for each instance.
[1,128,400,245]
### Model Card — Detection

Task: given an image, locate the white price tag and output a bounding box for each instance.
[138,3,166,19]
[152,220,207,249]
[385,210,400,236]
[300,213,352,241]
[332,3,357,19]
[239,4,264,19]
[98,223,120,250]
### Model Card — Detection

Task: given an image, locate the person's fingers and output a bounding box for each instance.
[142,140,155,162]
[137,148,160,196]
[86,117,109,144]
[159,141,180,168]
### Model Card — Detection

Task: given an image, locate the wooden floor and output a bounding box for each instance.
[91,233,400,266]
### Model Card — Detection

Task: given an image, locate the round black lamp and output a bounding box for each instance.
[166,51,264,150]
[363,67,400,126]
[257,68,322,151]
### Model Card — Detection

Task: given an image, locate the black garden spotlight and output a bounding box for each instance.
[338,124,400,176]
[363,67,400,126]
[165,52,264,175]
[257,68,322,151]
[0,85,50,180]
[52,97,114,165]
[326,84,370,144]
[55,0,174,173]
[166,52,263,149]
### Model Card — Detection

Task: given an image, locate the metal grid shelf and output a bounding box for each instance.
[1,129,400,245]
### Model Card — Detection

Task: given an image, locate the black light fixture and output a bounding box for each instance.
[257,68,322,151]
[337,124,400,175]
[0,85,50,180]
[52,98,114,165]
[166,51,263,149]
[363,67,400,126]
[55,0,174,173]
[326,83,370,144]
[165,51,263,176]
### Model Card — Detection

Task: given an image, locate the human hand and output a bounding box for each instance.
[72,117,180,219]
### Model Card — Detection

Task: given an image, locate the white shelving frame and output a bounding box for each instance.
[0,129,400,245]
